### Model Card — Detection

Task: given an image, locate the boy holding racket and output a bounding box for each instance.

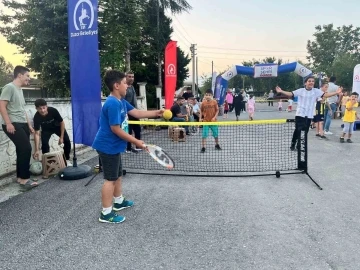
[200,89,222,153]
[92,70,163,224]
[276,76,342,150]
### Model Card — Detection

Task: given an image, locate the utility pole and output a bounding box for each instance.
[190,44,197,94]
[196,56,199,97]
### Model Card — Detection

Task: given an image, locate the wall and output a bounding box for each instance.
[0,95,145,178]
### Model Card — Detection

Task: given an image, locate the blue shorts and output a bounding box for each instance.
[202,125,219,138]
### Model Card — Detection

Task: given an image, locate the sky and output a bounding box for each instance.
[1,0,359,81]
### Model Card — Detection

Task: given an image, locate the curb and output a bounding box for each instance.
[0,146,97,189]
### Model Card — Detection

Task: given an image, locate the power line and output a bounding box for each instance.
[173,15,194,44]
[172,24,192,46]
[197,46,307,53]
[197,55,308,61]
[198,50,307,58]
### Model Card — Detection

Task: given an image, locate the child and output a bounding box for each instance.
[287,98,293,112]
[313,83,329,138]
[233,90,243,121]
[275,76,342,151]
[223,100,229,119]
[200,89,221,153]
[278,99,283,112]
[92,70,163,224]
[247,95,255,120]
[340,92,359,143]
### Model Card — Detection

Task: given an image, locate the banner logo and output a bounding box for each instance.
[354,74,360,82]
[254,64,278,78]
[71,0,97,37]
[299,67,306,74]
[166,64,176,77]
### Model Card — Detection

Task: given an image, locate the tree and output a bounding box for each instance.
[99,0,143,71]
[0,0,69,97]
[307,24,360,75]
[0,56,13,87]
[331,53,360,90]
[128,2,191,108]
[150,0,192,87]
[175,47,191,89]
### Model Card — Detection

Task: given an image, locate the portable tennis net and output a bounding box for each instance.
[122,119,321,189]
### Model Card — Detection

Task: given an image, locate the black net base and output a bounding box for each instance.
[122,119,307,177]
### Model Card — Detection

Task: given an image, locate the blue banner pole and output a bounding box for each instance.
[67,0,101,152]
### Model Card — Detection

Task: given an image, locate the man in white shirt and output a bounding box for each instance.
[276,76,342,150]
[324,76,341,135]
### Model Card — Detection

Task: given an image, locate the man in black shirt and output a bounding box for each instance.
[170,97,189,134]
[32,99,71,165]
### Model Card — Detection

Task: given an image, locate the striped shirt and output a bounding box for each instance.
[292,88,324,118]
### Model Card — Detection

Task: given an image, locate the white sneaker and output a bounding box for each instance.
[66,161,73,167]
[324,131,333,135]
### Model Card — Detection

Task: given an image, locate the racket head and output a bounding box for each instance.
[145,144,175,169]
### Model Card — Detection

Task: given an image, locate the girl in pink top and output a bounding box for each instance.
[247,95,255,120]
[225,90,233,112]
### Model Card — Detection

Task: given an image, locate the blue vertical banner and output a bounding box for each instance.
[218,77,228,106]
[67,0,101,146]
[214,76,222,100]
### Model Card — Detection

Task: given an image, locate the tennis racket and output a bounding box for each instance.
[145,144,174,169]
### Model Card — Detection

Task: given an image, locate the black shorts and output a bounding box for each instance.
[224,109,229,114]
[97,151,123,181]
[313,114,324,123]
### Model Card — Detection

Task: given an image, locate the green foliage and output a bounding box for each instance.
[307,24,360,75]
[0,0,69,97]
[0,56,13,87]
[0,0,191,98]
[331,53,360,90]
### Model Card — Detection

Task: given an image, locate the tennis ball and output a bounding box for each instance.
[163,109,173,120]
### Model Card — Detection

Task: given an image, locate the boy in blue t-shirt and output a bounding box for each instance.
[92,70,164,224]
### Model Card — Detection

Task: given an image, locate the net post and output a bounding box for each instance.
[298,117,322,190]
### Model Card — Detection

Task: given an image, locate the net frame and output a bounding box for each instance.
[123,119,308,178]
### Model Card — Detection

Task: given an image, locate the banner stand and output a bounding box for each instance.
[164,41,177,109]
[60,0,102,180]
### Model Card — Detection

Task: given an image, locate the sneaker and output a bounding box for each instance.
[320,135,327,139]
[113,199,134,211]
[340,137,345,143]
[134,148,143,152]
[66,161,72,167]
[347,139,353,143]
[125,150,131,153]
[99,211,125,223]
[201,147,205,153]
[315,134,321,137]
[215,144,222,150]
[324,131,333,135]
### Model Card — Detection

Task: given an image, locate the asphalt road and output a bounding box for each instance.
[1,103,359,269]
